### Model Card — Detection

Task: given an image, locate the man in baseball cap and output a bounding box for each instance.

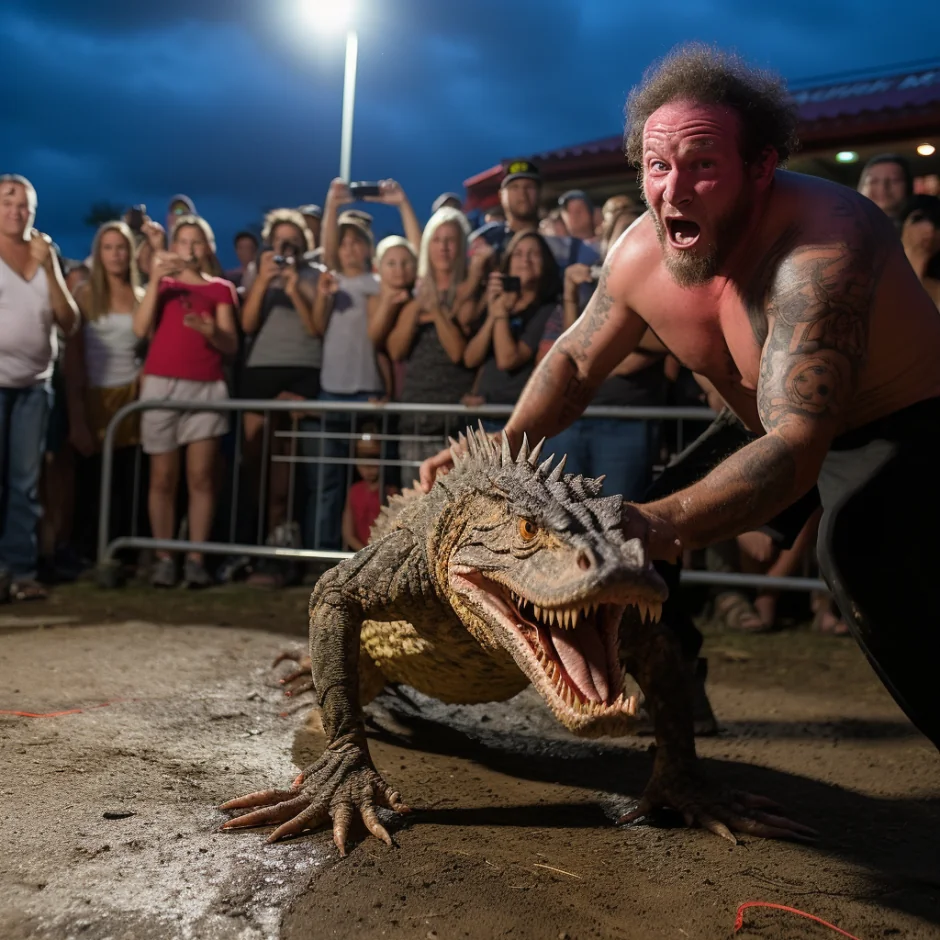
[558,189,599,248]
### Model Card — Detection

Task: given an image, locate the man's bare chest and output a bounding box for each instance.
[637,287,764,393]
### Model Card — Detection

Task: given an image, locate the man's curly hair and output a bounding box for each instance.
[624,43,798,169]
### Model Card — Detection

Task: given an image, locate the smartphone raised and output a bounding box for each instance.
[501,275,522,293]
[348,181,382,199]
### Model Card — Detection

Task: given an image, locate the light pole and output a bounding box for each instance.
[339,27,358,182]
[302,0,359,182]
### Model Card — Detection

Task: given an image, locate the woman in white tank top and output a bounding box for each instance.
[64,221,144,562]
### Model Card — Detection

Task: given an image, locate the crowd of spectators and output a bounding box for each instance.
[0,152,937,633]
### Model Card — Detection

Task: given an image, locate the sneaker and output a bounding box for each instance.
[183,557,212,589]
[150,556,177,588]
[216,554,252,584]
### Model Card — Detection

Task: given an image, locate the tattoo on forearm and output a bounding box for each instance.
[756,194,884,433]
[686,434,798,546]
[572,263,613,363]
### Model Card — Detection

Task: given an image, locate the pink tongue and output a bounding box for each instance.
[548,621,609,704]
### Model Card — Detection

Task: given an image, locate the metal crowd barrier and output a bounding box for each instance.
[96,399,827,593]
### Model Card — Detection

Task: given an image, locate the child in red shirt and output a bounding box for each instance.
[132,215,238,588]
[341,432,398,550]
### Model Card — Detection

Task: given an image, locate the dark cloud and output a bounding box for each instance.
[3,1,939,263]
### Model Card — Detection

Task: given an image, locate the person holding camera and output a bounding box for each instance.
[386,207,481,465]
[463,231,560,431]
[133,215,238,588]
[233,209,319,581]
[300,179,422,549]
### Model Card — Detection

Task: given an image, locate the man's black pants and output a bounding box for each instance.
[645,401,940,751]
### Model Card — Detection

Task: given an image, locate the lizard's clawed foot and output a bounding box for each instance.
[618,762,817,845]
[219,739,410,856]
[272,650,314,697]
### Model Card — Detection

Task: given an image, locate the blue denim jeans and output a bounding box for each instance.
[0,384,52,579]
[302,391,377,550]
[545,418,651,501]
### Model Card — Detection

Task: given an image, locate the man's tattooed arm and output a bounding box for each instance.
[504,259,648,446]
[644,196,880,550]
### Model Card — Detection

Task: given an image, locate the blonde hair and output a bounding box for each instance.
[261,208,314,251]
[85,221,142,322]
[0,174,38,230]
[170,214,223,276]
[417,207,470,308]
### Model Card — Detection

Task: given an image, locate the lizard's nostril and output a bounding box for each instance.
[577,552,591,571]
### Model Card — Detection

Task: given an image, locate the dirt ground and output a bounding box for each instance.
[1,583,938,940]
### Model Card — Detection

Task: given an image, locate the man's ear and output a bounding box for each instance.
[750,146,778,189]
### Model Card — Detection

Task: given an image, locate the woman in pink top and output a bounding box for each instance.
[132,215,238,588]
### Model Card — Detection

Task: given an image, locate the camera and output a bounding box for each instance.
[348,181,382,199]
[127,204,145,231]
[501,275,522,293]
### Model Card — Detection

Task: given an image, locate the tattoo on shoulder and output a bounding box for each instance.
[757,193,886,432]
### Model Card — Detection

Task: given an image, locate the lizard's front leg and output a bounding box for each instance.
[616,610,816,844]
[221,534,420,855]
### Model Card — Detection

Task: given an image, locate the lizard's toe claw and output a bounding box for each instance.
[284,678,314,698]
[220,742,408,855]
[272,650,310,669]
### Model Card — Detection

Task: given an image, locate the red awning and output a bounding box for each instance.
[792,67,940,123]
[463,62,940,206]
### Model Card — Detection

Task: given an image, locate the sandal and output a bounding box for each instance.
[10,579,48,602]
[714,590,773,634]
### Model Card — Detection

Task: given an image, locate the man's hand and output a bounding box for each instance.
[328,178,353,206]
[564,263,593,296]
[141,219,166,252]
[28,229,53,270]
[366,179,405,206]
[622,503,682,564]
[468,241,495,273]
[418,427,501,493]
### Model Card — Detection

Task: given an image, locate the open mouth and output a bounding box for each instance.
[665,217,701,249]
[452,570,662,719]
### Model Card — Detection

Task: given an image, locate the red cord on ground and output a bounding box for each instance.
[734,901,863,939]
[0,699,130,719]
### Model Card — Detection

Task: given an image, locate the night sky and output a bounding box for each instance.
[5,0,940,266]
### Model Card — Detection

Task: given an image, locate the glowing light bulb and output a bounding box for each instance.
[916,143,936,157]
[835,151,858,163]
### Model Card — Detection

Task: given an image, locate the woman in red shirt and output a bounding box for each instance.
[132,215,238,588]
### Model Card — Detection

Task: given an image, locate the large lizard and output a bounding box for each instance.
[221,426,812,853]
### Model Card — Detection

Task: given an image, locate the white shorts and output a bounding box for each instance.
[139,375,229,455]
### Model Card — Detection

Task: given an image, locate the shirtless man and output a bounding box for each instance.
[420,45,940,829]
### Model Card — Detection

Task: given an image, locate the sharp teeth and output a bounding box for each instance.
[638,600,649,623]
[548,609,557,627]
[651,601,662,623]
[532,604,541,621]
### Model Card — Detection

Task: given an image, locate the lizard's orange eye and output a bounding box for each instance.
[518,519,539,541]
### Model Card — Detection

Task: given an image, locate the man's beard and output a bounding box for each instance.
[648,195,750,288]
[509,202,539,225]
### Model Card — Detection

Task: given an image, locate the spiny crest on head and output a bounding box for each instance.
[450,423,588,484]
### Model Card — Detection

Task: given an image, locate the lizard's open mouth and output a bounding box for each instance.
[450,568,661,720]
